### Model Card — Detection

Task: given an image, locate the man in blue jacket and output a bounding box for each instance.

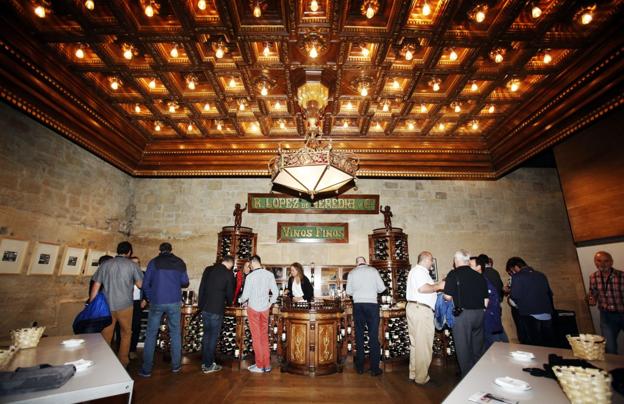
[139,242,189,377]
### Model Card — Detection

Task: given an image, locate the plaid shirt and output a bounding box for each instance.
[589,268,624,313]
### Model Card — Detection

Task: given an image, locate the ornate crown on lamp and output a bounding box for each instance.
[268,77,359,200]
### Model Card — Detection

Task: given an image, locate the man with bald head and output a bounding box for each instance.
[589,251,624,354]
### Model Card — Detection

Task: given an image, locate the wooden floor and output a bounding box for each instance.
[101,354,461,404]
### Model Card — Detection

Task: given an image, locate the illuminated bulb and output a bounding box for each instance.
[510,80,519,92]
[239,102,246,111]
[432,82,440,92]
[154,122,161,131]
[580,10,592,25]
[134,104,141,113]
[260,85,268,96]
[365,4,375,19]
[216,121,222,130]
[422,1,431,16]
[187,123,194,132]
[263,44,270,57]
[309,44,318,59]
[229,78,237,88]
[543,52,552,64]
[168,104,176,113]
[170,45,179,58]
[110,78,120,90]
[376,122,382,130]
[449,49,458,61]
[488,104,495,113]
[148,78,156,89]
[531,6,542,19]
[405,49,413,61]
[343,120,349,128]
[475,10,486,23]
[392,79,400,89]
[203,103,210,111]
[360,86,368,97]
[310,0,319,12]
[144,4,154,17]
[494,51,503,64]
[471,120,479,130]
[123,46,133,60]
[408,121,415,130]
[438,122,445,131]
[382,102,389,112]
[253,4,262,18]
[471,81,478,92]
[197,0,207,10]
[274,101,282,110]
[75,46,85,59]
[215,45,225,59]
[420,104,428,113]
[250,123,258,131]
[85,0,95,10]
[279,120,285,129]
[346,101,353,110]
[34,5,46,18]
[187,80,196,90]
[454,104,461,113]
[361,45,370,57]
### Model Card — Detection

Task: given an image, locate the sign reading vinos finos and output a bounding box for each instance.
[277,223,349,244]
[248,193,379,214]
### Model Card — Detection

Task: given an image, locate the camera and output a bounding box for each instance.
[452,307,463,317]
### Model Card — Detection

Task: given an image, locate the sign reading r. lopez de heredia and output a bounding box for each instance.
[277,223,349,244]
[248,193,379,214]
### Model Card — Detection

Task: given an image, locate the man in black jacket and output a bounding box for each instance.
[198,255,235,374]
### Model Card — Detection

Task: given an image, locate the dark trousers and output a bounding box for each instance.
[510,306,528,343]
[452,309,485,377]
[600,311,624,354]
[519,315,554,347]
[354,303,381,372]
[202,311,223,367]
[130,300,142,352]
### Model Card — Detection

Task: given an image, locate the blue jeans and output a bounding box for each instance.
[141,302,182,373]
[202,311,223,367]
[354,303,381,372]
[484,330,509,351]
[600,311,624,354]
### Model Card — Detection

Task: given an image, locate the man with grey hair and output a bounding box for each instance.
[347,256,386,376]
[406,251,445,384]
[443,249,489,376]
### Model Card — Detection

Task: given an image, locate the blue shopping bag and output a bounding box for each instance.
[72,292,112,334]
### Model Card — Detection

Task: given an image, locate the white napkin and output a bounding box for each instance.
[65,358,94,372]
[61,338,85,347]
[509,350,535,361]
[494,376,531,391]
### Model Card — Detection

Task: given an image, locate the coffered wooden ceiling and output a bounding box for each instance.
[0,0,622,178]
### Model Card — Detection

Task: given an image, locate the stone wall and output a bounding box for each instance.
[0,103,132,339]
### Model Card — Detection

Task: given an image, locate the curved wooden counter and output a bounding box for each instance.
[279,300,344,376]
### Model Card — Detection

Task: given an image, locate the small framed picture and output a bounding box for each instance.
[29,242,60,275]
[84,249,107,276]
[429,258,439,282]
[0,238,29,274]
[60,247,86,276]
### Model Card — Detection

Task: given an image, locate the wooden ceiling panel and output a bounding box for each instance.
[0,0,622,178]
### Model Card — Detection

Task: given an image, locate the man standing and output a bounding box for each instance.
[472,255,508,350]
[508,256,554,347]
[406,251,444,384]
[90,241,143,368]
[346,256,386,376]
[198,255,235,374]
[139,243,189,377]
[239,255,278,373]
[588,251,624,354]
[443,250,488,377]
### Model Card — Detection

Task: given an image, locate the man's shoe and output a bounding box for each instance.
[356,368,364,375]
[263,367,272,373]
[414,376,430,385]
[370,368,383,376]
[137,370,151,378]
[202,363,222,374]
[247,364,258,371]
[172,366,182,373]
[249,365,265,373]
[129,352,138,360]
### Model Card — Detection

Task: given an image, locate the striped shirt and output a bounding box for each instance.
[239,267,279,311]
[589,268,624,313]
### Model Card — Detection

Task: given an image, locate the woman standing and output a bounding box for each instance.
[286,262,314,302]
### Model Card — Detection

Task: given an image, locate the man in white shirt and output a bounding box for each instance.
[406,251,445,384]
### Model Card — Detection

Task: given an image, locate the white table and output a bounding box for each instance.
[443,342,624,403]
[2,333,133,403]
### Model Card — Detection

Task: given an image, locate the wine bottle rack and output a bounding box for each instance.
[216,315,237,356]
[394,238,407,261]
[382,317,409,360]
[243,317,253,357]
[395,268,408,300]
[220,235,232,258]
[368,228,410,304]
[433,326,456,359]
[373,238,389,260]
[379,270,393,297]
[216,226,257,270]
[182,313,203,353]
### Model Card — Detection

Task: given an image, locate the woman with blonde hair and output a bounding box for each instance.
[286,262,314,302]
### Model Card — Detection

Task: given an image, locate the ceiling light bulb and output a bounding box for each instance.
[197,0,207,10]
[110,78,120,90]
[366,5,375,19]
[510,81,519,92]
[438,122,445,130]
[420,104,427,113]
[581,10,592,25]
[263,44,270,57]
[168,104,176,113]
[229,78,237,88]
[408,121,415,130]
[531,6,542,19]
[422,1,431,16]
[343,120,349,128]
[216,121,222,130]
[405,49,413,61]
[187,80,196,90]
[376,122,382,130]
[261,85,268,96]
[494,51,503,64]
[361,45,370,57]
[309,44,318,58]
[488,104,495,113]
[85,0,95,10]
[475,10,486,23]
[432,82,440,92]
[392,79,400,89]
[187,123,193,132]
[215,44,225,59]
[154,122,161,131]
[274,101,282,110]
[170,45,179,58]
[251,123,258,131]
[75,46,85,59]
[134,104,141,113]
[449,49,458,61]
[253,4,262,18]
[471,81,478,92]
[148,78,156,89]
[471,120,479,130]
[543,52,552,64]
[382,102,389,112]
[239,102,246,111]
[145,4,154,17]
[34,5,46,18]
[310,0,319,12]
[454,104,461,113]
[279,120,286,129]
[123,46,133,60]
[360,86,368,97]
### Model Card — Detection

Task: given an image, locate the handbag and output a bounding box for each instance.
[72,292,112,334]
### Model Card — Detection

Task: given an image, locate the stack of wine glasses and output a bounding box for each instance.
[220,236,232,258]
[394,238,407,260]
[395,268,408,300]
[182,313,204,353]
[237,237,252,260]
[216,315,237,356]
[374,238,389,260]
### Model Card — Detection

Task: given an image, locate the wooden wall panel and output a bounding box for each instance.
[554,110,624,243]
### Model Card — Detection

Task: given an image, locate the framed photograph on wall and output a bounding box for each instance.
[84,249,107,276]
[60,247,86,276]
[28,242,60,275]
[0,238,29,274]
[429,257,439,282]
